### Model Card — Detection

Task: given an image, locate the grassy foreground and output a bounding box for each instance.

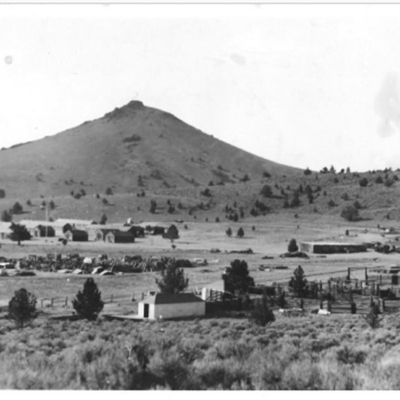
[1,313,400,390]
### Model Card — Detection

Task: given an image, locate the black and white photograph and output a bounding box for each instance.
[2,1,400,390]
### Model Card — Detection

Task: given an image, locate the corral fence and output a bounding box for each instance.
[39,293,137,309]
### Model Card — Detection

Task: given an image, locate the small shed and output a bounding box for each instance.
[138,292,205,320]
[105,231,135,244]
[65,229,89,242]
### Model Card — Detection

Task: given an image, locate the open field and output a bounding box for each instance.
[1,214,399,311]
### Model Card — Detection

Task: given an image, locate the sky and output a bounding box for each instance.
[2,4,400,172]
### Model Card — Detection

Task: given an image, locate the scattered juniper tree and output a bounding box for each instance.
[150,200,157,214]
[100,213,108,225]
[289,265,308,298]
[223,259,255,295]
[359,177,368,187]
[341,205,360,222]
[237,227,244,238]
[8,288,37,329]
[156,260,189,294]
[1,210,12,222]
[260,184,273,198]
[163,224,179,241]
[226,227,232,237]
[72,278,104,320]
[9,223,31,246]
[288,238,299,253]
[11,201,23,215]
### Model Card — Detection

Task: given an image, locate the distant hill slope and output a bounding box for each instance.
[0,100,299,199]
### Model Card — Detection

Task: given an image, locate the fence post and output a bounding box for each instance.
[65,297,68,308]
[131,293,135,302]
[51,298,54,307]
[110,294,113,303]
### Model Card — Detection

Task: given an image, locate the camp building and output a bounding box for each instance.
[300,241,367,254]
[138,292,205,320]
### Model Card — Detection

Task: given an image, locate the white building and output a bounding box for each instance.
[0,222,12,239]
[138,292,205,320]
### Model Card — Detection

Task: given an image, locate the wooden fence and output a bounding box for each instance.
[40,293,137,309]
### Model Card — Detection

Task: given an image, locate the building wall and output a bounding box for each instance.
[115,236,134,243]
[138,301,205,320]
[300,242,313,253]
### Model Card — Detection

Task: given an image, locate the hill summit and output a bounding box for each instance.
[0,100,297,199]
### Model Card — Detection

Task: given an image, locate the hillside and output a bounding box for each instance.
[1,100,400,224]
[0,100,297,199]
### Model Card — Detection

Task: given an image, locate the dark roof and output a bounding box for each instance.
[67,229,88,236]
[99,229,120,235]
[142,293,204,305]
[114,231,135,238]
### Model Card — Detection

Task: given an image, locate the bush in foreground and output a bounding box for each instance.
[8,288,37,329]
[250,291,275,326]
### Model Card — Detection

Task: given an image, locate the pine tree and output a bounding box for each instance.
[237,227,244,238]
[223,260,255,295]
[156,260,189,294]
[289,265,308,297]
[72,278,104,320]
[163,224,179,240]
[150,200,157,214]
[288,238,299,253]
[11,202,23,214]
[8,288,37,329]
[1,210,12,222]
[9,224,31,245]
[100,214,107,225]
[226,227,232,237]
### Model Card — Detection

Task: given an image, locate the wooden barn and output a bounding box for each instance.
[138,293,205,320]
[105,231,135,244]
[300,241,367,254]
[65,229,89,242]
